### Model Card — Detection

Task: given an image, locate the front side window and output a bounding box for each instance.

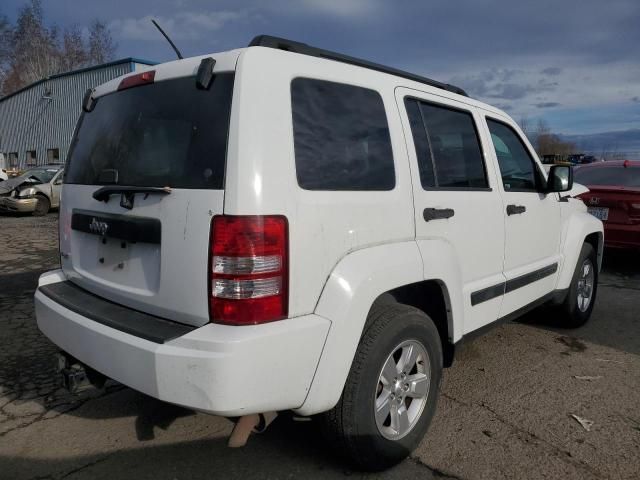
[291,78,395,191]
[487,119,540,191]
[405,98,488,189]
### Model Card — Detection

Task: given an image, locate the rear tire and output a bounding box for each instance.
[553,243,598,328]
[33,194,50,216]
[320,302,442,471]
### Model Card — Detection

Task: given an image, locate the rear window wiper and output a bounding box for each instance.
[93,186,172,209]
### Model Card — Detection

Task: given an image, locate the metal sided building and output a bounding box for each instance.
[0,58,156,170]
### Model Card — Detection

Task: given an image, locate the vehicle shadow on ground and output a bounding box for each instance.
[1,392,441,479]
[599,247,640,279]
[519,248,640,356]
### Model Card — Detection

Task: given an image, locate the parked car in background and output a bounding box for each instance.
[0,164,64,215]
[0,153,7,181]
[575,160,640,250]
[568,154,597,165]
[542,154,568,164]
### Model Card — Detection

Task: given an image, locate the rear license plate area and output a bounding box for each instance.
[587,207,609,221]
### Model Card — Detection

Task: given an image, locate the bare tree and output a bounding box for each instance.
[0,12,13,92]
[535,118,550,138]
[10,0,60,87]
[533,118,576,158]
[88,20,116,65]
[61,25,88,72]
[0,0,117,96]
[518,116,534,143]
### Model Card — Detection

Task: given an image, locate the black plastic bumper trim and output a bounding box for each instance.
[39,281,196,344]
[471,262,558,306]
[470,283,505,306]
[505,263,558,294]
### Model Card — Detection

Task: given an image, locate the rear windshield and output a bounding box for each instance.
[574,165,640,188]
[65,73,234,189]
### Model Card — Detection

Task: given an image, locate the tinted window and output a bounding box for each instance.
[575,165,640,188]
[65,74,235,189]
[405,99,436,187]
[487,119,540,191]
[405,99,487,189]
[291,78,395,190]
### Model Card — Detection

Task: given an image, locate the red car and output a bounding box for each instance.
[574,160,640,249]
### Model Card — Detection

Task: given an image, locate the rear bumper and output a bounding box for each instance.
[35,270,331,416]
[604,223,640,249]
[0,196,37,213]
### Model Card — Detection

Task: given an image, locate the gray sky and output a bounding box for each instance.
[4,0,640,135]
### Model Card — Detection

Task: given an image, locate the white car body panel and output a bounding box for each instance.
[225,48,416,317]
[37,270,330,416]
[296,241,426,415]
[395,87,507,334]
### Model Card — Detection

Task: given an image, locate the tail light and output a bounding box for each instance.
[118,70,155,91]
[209,215,288,325]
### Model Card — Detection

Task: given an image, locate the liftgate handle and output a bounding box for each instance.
[423,208,455,222]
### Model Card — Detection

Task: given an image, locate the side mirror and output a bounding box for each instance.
[547,165,573,193]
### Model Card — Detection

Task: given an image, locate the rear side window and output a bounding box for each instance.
[405,98,488,189]
[574,166,640,187]
[486,119,541,191]
[291,78,395,191]
[65,73,235,189]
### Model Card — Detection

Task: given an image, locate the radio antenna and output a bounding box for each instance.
[151,19,183,59]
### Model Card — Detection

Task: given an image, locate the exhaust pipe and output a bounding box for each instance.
[55,352,107,393]
[228,412,278,448]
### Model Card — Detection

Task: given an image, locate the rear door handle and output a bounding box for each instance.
[506,204,526,216]
[423,207,455,222]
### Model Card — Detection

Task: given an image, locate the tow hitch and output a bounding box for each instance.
[55,352,107,393]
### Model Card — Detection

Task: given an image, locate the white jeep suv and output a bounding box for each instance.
[35,36,603,470]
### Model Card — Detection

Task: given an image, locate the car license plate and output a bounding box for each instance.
[588,207,609,221]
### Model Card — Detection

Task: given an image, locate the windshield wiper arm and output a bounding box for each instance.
[93,186,172,203]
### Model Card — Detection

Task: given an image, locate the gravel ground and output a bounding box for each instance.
[0,213,638,480]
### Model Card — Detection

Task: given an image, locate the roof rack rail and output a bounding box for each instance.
[248,35,468,97]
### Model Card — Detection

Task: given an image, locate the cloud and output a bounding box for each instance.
[488,83,533,100]
[109,10,249,42]
[541,67,562,76]
[452,69,558,102]
[443,58,640,128]
[535,102,561,108]
[297,0,377,17]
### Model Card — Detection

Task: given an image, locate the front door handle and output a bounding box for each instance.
[423,207,455,222]
[506,204,526,216]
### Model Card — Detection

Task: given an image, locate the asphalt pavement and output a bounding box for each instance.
[0,213,638,479]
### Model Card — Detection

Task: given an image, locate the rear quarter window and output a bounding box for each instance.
[291,78,395,191]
